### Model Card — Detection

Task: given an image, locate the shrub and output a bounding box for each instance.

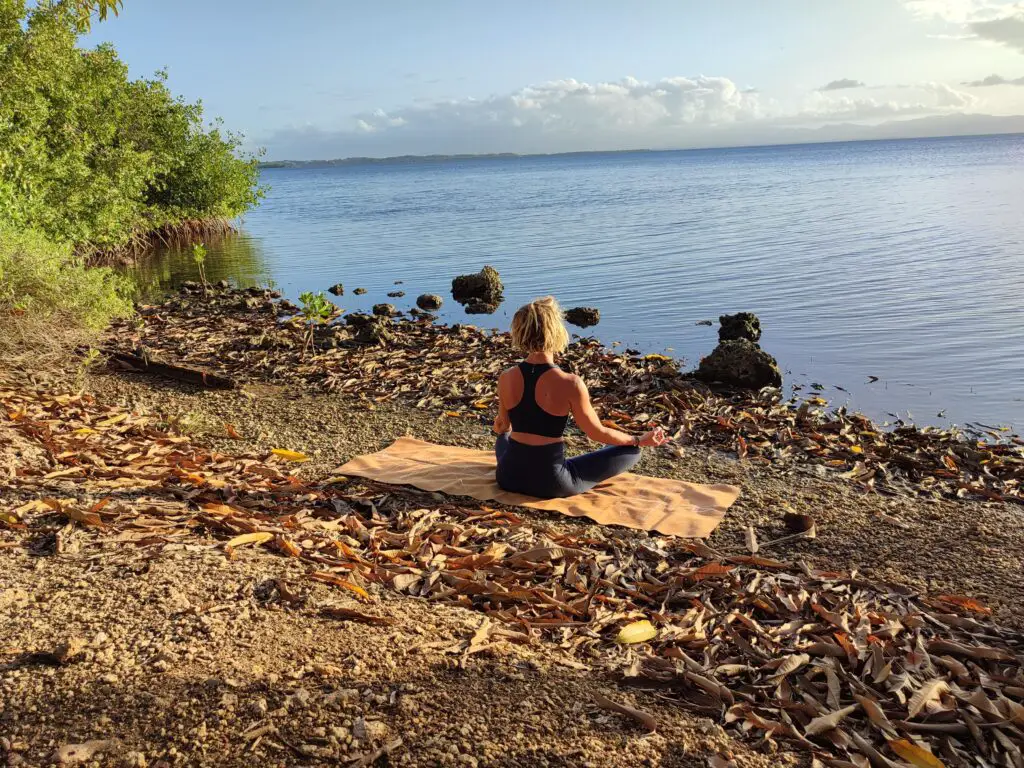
[0,224,133,335]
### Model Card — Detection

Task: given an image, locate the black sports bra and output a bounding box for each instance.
[508,362,570,438]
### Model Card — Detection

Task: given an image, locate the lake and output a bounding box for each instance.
[129,134,1024,433]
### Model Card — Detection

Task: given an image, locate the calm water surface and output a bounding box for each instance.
[130,135,1024,433]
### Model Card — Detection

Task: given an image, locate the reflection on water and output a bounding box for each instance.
[125,232,272,302]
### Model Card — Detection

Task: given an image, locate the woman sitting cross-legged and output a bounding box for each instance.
[493,296,667,498]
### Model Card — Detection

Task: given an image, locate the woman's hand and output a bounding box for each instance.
[637,427,667,447]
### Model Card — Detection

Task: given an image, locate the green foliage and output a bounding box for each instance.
[0,223,133,331]
[298,291,333,358]
[0,0,264,253]
[192,242,207,290]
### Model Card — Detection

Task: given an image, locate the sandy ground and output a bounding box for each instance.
[1,364,1022,767]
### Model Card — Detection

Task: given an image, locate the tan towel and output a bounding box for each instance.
[337,437,739,538]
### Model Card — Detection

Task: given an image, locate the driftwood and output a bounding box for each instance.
[104,347,235,389]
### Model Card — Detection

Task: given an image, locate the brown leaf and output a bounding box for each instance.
[593,692,657,732]
[907,679,949,719]
[805,704,859,736]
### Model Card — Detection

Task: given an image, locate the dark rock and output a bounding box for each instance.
[344,312,375,328]
[452,266,503,305]
[387,290,405,298]
[327,283,344,296]
[372,303,396,317]
[354,320,393,346]
[180,281,201,293]
[353,287,367,295]
[465,300,499,315]
[696,319,713,326]
[277,300,300,315]
[695,339,782,389]
[215,279,230,290]
[394,280,404,284]
[564,307,600,328]
[718,312,761,343]
[416,294,443,311]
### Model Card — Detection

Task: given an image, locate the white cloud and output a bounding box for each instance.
[902,1,1024,51]
[259,75,984,159]
[969,12,1024,51]
[820,78,867,91]
[964,72,1024,84]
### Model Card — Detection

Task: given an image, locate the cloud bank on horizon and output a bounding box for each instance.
[258,75,1009,160]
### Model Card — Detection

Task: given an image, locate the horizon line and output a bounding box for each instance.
[259,129,1024,167]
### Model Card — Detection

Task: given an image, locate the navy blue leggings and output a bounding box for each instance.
[494,434,641,498]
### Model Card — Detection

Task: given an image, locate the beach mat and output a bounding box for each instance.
[337,437,739,538]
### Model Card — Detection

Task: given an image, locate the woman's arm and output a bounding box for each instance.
[493,372,511,434]
[568,376,666,447]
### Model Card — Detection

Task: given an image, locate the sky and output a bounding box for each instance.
[83,0,1024,159]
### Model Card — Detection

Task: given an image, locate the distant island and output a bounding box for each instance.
[259,149,651,169]
[260,113,1024,169]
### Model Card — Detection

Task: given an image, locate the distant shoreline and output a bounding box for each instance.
[259,130,1024,169]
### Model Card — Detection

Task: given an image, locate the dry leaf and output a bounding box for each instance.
[907,679,949,719]
[616,620,657,644]
[593,692,656,732]
[309,572,371,601]
[225,532,273,548]
[805,704,859,736]
[888,738,946,767]
[271,448,309,462]
[744,525,759,554]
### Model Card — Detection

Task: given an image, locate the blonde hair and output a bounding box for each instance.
[511,296,570,354]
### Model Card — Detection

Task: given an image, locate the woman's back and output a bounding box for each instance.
[498,362,574,445]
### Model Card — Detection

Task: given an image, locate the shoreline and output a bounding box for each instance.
[106,283,1023,506]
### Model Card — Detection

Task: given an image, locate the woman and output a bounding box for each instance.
[493,296,667,498]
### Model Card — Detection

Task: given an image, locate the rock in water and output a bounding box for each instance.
[695,339,782,389]
[465,300,499,314]
[451,266,503,305]
[387,290,405,298]
[565,306,600,328]
[416,293,443,311]
[718,312,762,343]
[327,283,344,296]
[353,287,367,295]
[372,303,395,316]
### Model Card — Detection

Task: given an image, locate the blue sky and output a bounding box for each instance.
[85,0,1024,159]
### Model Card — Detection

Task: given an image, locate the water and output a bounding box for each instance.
[129,135,1024,433]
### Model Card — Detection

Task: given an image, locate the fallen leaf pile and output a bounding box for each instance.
[106,286,1024,505]
[3,383,1023,766]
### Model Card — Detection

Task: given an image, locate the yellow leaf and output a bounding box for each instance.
[323,476,349,485]
[616,620,657,644]
[850,445,863,454]
[444,411,463,418]
[888,739,945,768]
[472,399,490,410]
[96,413,129,427]
[201,503,239,516]
[808,397,828,406]
[72,428,97,436]
[226,532,273,548]
[0,510,21,526]
[271,448,309,462]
